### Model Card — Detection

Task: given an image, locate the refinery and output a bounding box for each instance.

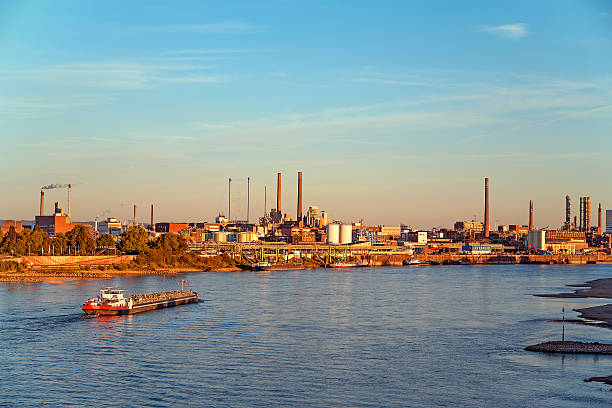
[1,173,612,266]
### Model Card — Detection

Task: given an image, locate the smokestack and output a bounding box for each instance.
[586,197,592,232]
[264,186,267,216]
[68,184,71,218]
[228,178,232,221]
[277,172,282,215]
[40,189,44,217]
[151,204,154,231]
[529,200,534,230]
[297,171,303,222]
[565,195,571,225]
[133,204,137,226]
[483,177,490,238]
[247,177,250,223]
[598,203,602,235]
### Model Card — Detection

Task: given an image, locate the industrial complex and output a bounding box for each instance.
[1,174,611,263]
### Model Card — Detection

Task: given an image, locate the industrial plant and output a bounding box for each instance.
[0,174,611,265]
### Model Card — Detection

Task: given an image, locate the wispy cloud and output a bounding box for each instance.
[481,23,529,39]
[164,49,270,55]
[152,20,264,35]
[11,61,228,89]
[0,95,115,118]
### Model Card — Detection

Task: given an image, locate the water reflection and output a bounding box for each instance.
[2,265,612,407]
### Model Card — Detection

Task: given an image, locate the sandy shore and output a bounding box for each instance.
[536,278,612,300]
[535,278,612,325]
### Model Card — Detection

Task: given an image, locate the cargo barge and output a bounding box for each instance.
[82,287,198,315]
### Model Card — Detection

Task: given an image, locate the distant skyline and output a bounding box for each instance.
[1,1,611,228]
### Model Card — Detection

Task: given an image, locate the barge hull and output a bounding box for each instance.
[83,294,198,315]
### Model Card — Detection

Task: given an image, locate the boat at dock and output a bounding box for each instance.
[250,261,271,271]
[82,287,198,315]
[403,259,424,265]
[330,261,369,268]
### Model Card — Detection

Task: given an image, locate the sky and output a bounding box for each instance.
[1,0,611,229]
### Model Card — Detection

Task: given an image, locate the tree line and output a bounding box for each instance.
[0,225,187,256]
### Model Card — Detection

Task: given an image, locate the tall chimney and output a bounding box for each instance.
[297,171,303,222]
[565,195,571,225]
[586,197,592,232]
[529,200,534,230]
[151,204,154,230]
[483,177,490,238]
[133,204,137,226]
[247,177,250,223]
[228,178,232,220]
[264,186,267,216]
[67,184,71,218]
[598,203,602,235]
[277,172,282,215]
[40,189,44,217]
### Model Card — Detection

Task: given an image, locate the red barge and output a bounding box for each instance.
[82,287,198,315]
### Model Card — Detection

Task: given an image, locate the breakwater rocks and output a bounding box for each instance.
[525,341,612,354]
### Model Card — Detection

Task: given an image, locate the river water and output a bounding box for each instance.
[2,265,612,407]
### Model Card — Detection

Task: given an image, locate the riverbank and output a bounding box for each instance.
[0,267,214,284]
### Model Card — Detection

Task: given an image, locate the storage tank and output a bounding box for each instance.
[340,224,352,244]
[326,223,340,244]
[527,230,546,251]
[214,232,227,242]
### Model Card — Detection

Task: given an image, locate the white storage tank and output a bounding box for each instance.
[526,230,546,251]
[214,232,227,242]
[326,223,340,244]
[340,224,353,244]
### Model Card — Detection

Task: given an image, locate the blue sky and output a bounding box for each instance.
[1,0,611,228]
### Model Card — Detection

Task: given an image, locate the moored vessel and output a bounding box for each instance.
[250,261,271,271]
[82,287,198,315]
[331,261,369,268]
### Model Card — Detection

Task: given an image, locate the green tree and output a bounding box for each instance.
[66,225,96,255]
[24,227,49,255]
[51,233,68,255]
[96,233,116,249]
[0,226,23,255]
[118,226,149,254]
[152,233,187,253]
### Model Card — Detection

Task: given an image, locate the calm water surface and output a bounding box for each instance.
[2,265,612,407]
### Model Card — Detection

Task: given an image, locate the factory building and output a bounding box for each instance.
[462,244,492,255]
[454,221,484,233]
[155,223,189,234]
[1,220,24,235]
[607,210,612,234]
[97,218,123,236]
[353,226,379,243]
[35,202,85,236]
[401,231,428,244]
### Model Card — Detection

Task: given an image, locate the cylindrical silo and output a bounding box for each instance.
[326,224,340,244]
[214,232,227,242]
[340,224,352,244]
